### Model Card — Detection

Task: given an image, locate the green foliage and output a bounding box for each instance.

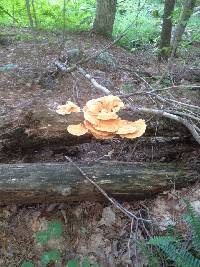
[137,240,160,267]
[47,220,63,239]
[148,236,200,267]
[22,219,99,267]
[66,258,100,267]
[67,259,79,267]
[40,249,61,266]
[0,0,199,49]
[139,202,200,267]
[183,201,200,254]
[21,261,35,267]
[0,0,95,31]
[121,83,134,93]
[35,220,62,245]
[35,230,49,245]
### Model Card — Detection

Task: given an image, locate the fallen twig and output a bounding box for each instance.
[127,105,200,144]
[65,156,152,223]
[78,67,111,94]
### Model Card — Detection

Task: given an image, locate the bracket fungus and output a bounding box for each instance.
[56,101,80,115]
[56,96,146,139]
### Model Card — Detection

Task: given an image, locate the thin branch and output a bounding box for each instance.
[152,84,200,92]
[165,110,200,123]
[78,67,111,94]
[126,105,200,145]
[65,156,152,223]
[0,5,19,23]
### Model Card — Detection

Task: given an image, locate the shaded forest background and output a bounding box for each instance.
[0,0,200,50]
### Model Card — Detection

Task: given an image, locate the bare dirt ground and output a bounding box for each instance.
[0,27,200,266]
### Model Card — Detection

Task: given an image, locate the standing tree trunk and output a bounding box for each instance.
[159,0,176,60]
[25,0,34,28]
[31,0,38,28]
[93,0,117,37]
[63,0,67,38]
[171,0,197,51]
[12,2,15,26]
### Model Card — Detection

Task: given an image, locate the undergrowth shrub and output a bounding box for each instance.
[138,201,200,267]
[21,220,100,267]
[0,0,199,50]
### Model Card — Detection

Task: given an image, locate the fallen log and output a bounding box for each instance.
[0,161,198,204]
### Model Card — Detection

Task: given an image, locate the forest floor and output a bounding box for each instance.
[0,27,200,266]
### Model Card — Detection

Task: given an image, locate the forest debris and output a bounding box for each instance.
[95,52,116,69]
[191,200,200,215]
[152,196,177,231]
[98,206,116,226]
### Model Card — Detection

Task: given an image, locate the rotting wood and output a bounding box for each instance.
[0,103,192,152]
[0,161,198,204]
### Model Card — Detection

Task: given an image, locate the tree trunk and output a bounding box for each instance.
[159,0,176,60]
[93,0,117,37]
[0,162,197,204]
[31,0,38,28]
[25,0,34,28]
[12,2,15,26]
[63,0,67,41]
[171,0,197,51]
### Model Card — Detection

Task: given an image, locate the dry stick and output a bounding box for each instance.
[151,84,200,92]
[65,156,152,223]
[166,110,200,123]
[127,106,200,145]
[127,218,136,266]
[117,71,200,144]
[78,67,110,94]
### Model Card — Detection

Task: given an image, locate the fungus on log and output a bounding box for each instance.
[65,96,147,139]
[0,162,198,204]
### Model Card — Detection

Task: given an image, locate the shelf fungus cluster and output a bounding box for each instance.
[56,96,146,139]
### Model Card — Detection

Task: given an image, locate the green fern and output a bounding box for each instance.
[148,236,200,267]
[139,202,200,267]
[136,240,160,267]
[183,201,200,253]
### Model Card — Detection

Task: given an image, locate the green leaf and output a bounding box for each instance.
[81,258,91,267]
[67,259,79,267]
[151,10,159,18]
[21,261,34,267]
[40,250,61,266]
[35,231,50,245]
[47,220,63,239]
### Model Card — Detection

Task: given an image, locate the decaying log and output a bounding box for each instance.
[0,162,198,204]
[0,105,191,152]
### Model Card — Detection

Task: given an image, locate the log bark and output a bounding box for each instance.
[0,162,198,204]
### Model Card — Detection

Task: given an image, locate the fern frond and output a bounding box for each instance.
[136,240,160,267]
[148,236,200,267]
[183,200,200,253]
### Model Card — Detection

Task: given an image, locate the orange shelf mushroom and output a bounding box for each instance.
[56,101,80,115]
[56,96,147,140]
[118,119,146,139]
[67,123,88,136]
